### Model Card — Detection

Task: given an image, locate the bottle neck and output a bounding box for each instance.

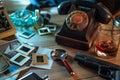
[35,9,40,17]
[0,0,4,9]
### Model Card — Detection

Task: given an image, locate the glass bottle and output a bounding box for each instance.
[34,9,44,30]
[0,0,4,9]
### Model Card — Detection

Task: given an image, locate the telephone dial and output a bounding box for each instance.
[55,1,112,50]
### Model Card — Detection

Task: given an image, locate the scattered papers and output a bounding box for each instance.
[5,73,19,80]
[0,40,54,80]
[0,66,30,80]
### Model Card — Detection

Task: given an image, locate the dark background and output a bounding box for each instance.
[28,0,120,14]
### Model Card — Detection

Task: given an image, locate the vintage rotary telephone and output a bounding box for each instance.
[55,1,112,50]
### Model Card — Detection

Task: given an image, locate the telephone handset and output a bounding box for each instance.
[56,1,112,50]
[58,1,112,24]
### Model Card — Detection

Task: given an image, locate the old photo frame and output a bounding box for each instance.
[38,27,51,36]
[18,72,43,80]
[10,53,30,66]
[16,44,35,55]
[44,25,56,31]
[19,31,35,39]
[0,52,10,73]
[32,54,48,65]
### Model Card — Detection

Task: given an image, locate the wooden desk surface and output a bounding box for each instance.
[14,10,120,79]
[14,29,105,80]
[2,7,120,79]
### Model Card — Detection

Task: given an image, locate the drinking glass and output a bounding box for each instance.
[94,24,120,58]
